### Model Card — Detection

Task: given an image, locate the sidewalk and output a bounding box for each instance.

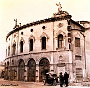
[81,82,90,87]
[32,81,90,87]
[69,81,90,87]
[1,78,90,87]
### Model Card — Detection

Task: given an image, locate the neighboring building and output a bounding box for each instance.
[78,21,90,80]
[4,3,86,82]
[0,61,4,78]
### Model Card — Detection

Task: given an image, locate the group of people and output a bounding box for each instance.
[59,72,69,87]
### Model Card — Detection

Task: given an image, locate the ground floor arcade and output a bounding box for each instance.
[4,51,85,82]
[4,59,84,82]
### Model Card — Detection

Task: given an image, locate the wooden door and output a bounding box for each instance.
[39,58,50,82]
[18,60,25,81]
[28,59,36,82]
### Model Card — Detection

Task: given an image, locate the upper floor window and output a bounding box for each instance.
[75,37,80,47]
[75,55,81,60]
[21,32,23,35]
[58,34,63,48]
[42,37,46,49]
[12,44,16,55]
[8,46,10,56]
[7,61,9,66]
[42,26,46,29]
[12,60,14,65]
[20,41,23,53]
[30,29,33,32]
[5,63,6,67]
[29,39,33,51]
[6,49,7,56]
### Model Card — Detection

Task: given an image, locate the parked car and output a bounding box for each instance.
[43,71,58,86]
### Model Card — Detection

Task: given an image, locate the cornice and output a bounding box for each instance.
[6,15,71,40]
[70,19,85,32]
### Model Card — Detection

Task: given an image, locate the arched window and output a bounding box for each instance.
[12,44,16,55]
[12,60,14,65]
[58,34,63,48]
[8,46,10,56]
[29,39,33,51]
[7,61,9,66]
[5,62,6,66]
[20,41,23,53]
[42,37,46,49]
[6,49,7,56]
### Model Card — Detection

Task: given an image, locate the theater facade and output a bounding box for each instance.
[4,3,86,82]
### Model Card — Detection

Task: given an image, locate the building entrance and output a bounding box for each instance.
[18,59,25,81]
[39,58,50,82]
[57,63,65,76]
[27,59,36,82]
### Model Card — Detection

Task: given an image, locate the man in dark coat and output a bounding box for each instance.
[64,72,69,87]
[59,72,64,87]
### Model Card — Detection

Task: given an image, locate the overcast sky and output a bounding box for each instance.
[0,0,90,62]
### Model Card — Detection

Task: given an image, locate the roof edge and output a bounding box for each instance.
[6,15,71,40]
[70,19,85,32]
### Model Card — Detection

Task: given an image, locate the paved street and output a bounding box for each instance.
[0,78,90,88]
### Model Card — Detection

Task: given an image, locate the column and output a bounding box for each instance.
[50,53,54,71]
[24,65,28,81]
[16,66,18,81]
[64,38,65,47]
[69,51,74,83]
[36,65,39,82]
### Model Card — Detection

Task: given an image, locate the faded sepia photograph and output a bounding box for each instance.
[0,0,90,88]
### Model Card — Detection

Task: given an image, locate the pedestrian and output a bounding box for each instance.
[59,72,64,87]
[64,72,69,87]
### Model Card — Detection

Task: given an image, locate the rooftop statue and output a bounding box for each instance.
[53,2,69,17]
[56,2,62,13]
[14,19,17,26]
[13,19,19,29]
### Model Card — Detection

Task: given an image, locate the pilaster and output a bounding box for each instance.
[36,65,39,82]
[24,65,28,81]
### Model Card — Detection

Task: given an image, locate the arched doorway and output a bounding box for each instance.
[18,59,25,81]
[5,61,9,80]
[39,58,50,82]
[27,59,36,82]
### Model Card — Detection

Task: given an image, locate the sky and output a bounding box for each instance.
[0,0,90,62]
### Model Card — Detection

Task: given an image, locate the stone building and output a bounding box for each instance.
[4,3,86,82]
[0,62,4,78]
[77,21,90,80]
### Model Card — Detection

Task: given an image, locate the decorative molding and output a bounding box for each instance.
[13,40,16,45]
[57,23,63,28]
[20,37,25,44]
[59,55,64,61]
[28,35,35,42]
[40,32,49,41]
[56,30,66,38]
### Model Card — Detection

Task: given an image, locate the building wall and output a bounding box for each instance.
[85,29,90,79]
[5,16,85,82]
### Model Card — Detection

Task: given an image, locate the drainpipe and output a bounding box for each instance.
[80,31,86,81]
[84,34,86,80]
